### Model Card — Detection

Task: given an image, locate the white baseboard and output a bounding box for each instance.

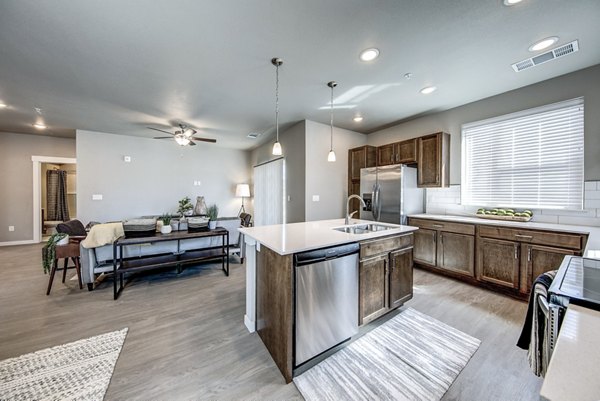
[244,314,256,333]
[0,239,37,247]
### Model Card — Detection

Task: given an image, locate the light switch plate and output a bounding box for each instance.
[312,195,320,202]
[8,226,14,232]
[92,194,103,200]
[123,156,131,162]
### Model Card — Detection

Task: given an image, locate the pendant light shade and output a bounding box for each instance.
[327,81,337,162]
[272,57,283,156]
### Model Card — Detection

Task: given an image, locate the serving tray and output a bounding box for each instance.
[475,214,532,222]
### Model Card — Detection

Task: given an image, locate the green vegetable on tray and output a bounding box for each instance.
[476,208,533,217]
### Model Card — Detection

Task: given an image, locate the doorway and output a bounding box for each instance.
[32,156,77,243]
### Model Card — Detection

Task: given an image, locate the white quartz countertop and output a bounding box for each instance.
[409,214,600,260]
[540,304,600,401]
[239,219,418,255]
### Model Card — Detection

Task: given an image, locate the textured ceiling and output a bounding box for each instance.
[0,0,599,149]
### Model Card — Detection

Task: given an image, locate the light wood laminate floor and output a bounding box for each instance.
[0,244,541,400]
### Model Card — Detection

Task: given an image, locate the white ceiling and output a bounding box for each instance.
[0,0,599,149]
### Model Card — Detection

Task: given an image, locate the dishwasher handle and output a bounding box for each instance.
[294,243,360,266]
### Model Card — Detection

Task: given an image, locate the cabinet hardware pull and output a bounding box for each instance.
[514,245,518,259]
[515,234,533,240]
[433,224,444,228]
[527,247,531,262]
[440,233,443,245]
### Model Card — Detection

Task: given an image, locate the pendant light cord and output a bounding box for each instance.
[330,84,334,151]
[275,63,279,142]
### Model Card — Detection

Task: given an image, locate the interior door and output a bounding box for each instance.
[253,158,285,226]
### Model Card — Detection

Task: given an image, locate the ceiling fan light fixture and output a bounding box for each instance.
[175,134,191,146]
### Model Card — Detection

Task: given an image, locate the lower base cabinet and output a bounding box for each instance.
[389,248,413,309]
[437,231,474,277]
[476,237,520,289]
[359,234,414,325]
[521,244,574,294]
[413,228,437,266]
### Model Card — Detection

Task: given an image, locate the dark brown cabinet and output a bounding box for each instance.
[359,233,414,325]
[521,244,574,294]
[413,228,437,266]
[348,145,376,215]
[359,255,388,325]
[417,132,450,188]
[476,237,520,289]
[389,248,413,309]
[438,232,475,277]
[376,139,417,166]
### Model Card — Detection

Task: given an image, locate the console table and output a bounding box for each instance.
[112,228,229,299]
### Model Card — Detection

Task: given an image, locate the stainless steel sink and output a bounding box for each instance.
[333,223,396,234]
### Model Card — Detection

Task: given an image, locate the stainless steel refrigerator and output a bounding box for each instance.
[359,164,424,225]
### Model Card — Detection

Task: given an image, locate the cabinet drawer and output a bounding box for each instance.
[409,218,475,236]
[478,225,583,250]
[360,234,413,260]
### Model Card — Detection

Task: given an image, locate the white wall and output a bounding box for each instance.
[304,120,367,221]
[76,130,250,223]
[367,64,600,183]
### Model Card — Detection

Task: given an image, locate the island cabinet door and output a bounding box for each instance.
[437,232,475,277]
[359,254,388,325]
[413,228,437,266]
[476,237,520,289]
[520,244,574,294]
[389,248,413,309]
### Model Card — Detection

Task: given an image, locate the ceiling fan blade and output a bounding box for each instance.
[147,127,175,135]
[191,137,217,143]
[153,136,173,139]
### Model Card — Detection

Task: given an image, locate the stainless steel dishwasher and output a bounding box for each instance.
[294,242,359,366]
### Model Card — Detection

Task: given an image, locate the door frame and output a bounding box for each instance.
[32,155,77,243]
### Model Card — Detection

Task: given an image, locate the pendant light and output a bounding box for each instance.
[327,81,337,162]
[272,57,283,156]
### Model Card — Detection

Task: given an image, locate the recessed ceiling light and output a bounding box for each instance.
[359,48,379,62]
[503,0,522,5]
[33,123,47,129]
[420,86,437,95]
[353,116,364,122]
[0,103,7,109]
[529,36,559,52]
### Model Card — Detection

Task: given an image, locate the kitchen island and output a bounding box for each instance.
[239,218,418,382]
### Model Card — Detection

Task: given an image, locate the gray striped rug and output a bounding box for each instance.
[0,328,128,400]
[294,308,480,401]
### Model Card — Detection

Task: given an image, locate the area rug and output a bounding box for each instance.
[0,328,128,401]
[293,308,480,401]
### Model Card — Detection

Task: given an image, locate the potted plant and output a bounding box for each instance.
[206,204,219,229]
[42,233,68,274]
[159,213,173,234]
[177,196,194,218]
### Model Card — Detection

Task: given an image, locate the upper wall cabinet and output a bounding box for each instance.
[349,145,377,181]
[417,132,450,188]
[377,139,417,166]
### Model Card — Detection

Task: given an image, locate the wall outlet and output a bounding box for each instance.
[92,194,103,200]
[123,156,131,162]
[312,195,320,202]
[8,226,14,232]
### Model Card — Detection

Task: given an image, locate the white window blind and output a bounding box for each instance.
[253,158,286,226]
[461,97,584,210]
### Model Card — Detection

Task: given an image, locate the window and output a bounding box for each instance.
[461,98,584,210]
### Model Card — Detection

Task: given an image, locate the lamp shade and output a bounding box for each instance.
[236,184,251,198]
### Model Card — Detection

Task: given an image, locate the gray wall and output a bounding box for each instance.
[304,120,367,221]
[0,133,76,243]
[76,130,250,223]
[251,121,306,223]
[367,64,600,183]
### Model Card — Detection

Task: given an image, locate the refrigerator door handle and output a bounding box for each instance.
[374,184,382,221]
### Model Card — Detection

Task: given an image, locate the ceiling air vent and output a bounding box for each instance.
[511,40,579,72]
[247,132,261,139]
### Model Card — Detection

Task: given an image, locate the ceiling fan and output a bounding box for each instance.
[148,123,217,146]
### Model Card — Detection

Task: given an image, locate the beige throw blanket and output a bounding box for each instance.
[81,222,125,249]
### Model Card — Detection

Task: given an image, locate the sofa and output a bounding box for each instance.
[80,217,243,289]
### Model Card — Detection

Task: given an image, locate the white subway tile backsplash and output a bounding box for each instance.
[424,180,600,227]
